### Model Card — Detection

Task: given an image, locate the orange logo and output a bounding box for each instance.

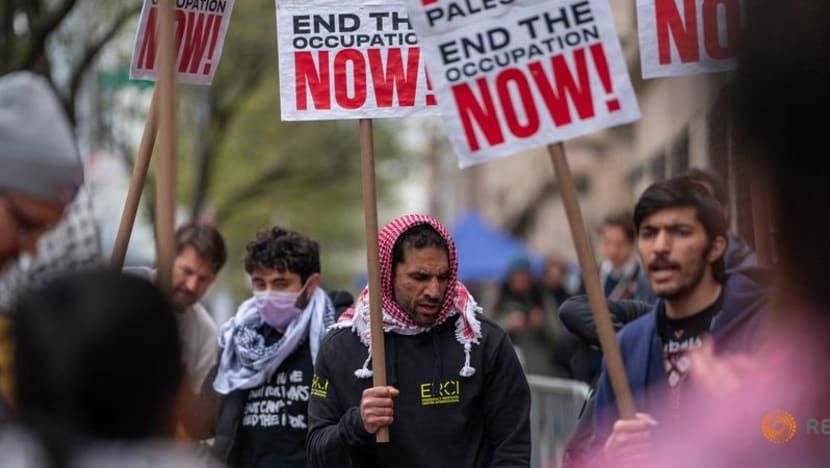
[761,410,797,444]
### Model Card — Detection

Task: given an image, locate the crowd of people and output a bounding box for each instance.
[1,1,829,466]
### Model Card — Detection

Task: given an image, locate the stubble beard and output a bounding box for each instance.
[656,254,708,302]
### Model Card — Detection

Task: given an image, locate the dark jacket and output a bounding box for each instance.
[724,232,758,274]
[306,314,531,468]
[558,297,650,468]
[211,290,353,466]
[559,296,652,349]
[592,269,769,450]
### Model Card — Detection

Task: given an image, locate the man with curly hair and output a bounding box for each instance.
[212,226,336,468]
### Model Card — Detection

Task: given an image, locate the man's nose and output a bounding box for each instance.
[653,230,671,252]
[184,275,199,291]
[424,278,441,298]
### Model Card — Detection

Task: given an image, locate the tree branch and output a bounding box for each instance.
[213,165,293,225]
[32,0,76,40]
[17,0,78,70]
[66,3,141,121]
[189,63,269,219]
[0,0,15,68]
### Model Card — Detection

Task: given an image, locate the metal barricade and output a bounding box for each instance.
[527,375,590,468]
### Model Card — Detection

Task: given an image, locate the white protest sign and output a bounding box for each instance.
[130,0,235,86]
[277,0,441,121]
[637,0,742,79]
[404,0,640,168]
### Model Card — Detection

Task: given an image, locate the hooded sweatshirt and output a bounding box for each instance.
[307,214,531,468]
[591,268,770,458]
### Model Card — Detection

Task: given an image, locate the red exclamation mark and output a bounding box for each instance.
[425,71,437,106]
[202,14,222,75]
[589,43,620,113]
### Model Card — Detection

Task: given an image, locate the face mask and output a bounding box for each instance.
[253,280,310,329]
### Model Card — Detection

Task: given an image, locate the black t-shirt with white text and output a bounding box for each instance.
[657,293,723,416]
[236,328,313,468]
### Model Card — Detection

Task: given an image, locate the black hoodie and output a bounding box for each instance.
[306,313,531,468]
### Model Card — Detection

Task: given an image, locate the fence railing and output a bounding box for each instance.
[527,375,590,468]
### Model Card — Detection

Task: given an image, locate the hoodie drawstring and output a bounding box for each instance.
[460,342,475,377]
[355,350,373,379]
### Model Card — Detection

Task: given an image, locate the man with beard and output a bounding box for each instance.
[307,214,530,468]
[125,223,226,437]
[593,179,768,467]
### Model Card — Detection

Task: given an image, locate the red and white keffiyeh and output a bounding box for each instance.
[336,214,483,379]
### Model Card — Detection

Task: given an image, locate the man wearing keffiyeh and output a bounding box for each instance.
[212,226,336,468]
[307,214,531,468]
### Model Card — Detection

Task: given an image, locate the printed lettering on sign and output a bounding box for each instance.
[277,0,440,120]
[404,0,640,167]
[637,0,743,78]
[129,0,236,85]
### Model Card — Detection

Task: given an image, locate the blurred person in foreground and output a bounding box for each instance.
[211,226,336,467]
[125,223,227,439]
[0,72,82,272]
[631,2,830,467]
[307,215,530,467]
[0,72,84,425]
[0,271,223,468]
[591,178,769,466]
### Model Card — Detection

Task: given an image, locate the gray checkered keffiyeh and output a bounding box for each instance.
[0,187,101,312]
[213,286,335,394]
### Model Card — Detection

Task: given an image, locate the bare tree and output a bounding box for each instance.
[0,0,141,123]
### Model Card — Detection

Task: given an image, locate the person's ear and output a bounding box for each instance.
[299,273,321,309]
[706,235,727,263]
[306,273,321,296]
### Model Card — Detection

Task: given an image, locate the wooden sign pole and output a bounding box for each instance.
[110,89,159,269]
[547,142,636,420]
[154,0,177,294]
[359,118,390,443]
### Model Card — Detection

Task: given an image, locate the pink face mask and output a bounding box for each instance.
[253,280,310,329]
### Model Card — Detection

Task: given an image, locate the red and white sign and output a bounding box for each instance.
[130,0,235,86]
[277,0,440,121]
[638,0,742,79]
[405,0,640,167]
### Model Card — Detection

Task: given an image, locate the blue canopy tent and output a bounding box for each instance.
[449,210,543,282]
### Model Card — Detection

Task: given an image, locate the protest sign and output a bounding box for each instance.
[406,0,639,419]
[637,0,742,79]
[130,0,235,86]
[277,0,440,121]
[405,0,640,167]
